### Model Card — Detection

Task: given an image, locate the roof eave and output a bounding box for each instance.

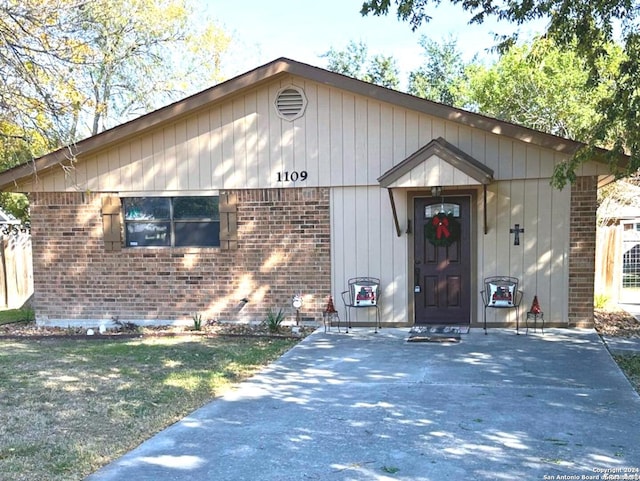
[378,137,494,188]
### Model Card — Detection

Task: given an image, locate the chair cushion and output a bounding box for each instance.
[488,281,516,307]
[353,283,378,306]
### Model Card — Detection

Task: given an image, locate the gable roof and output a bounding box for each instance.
[378,137,494,188]
[0,57,587,190]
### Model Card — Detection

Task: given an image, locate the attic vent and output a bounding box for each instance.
[274,86,307,121]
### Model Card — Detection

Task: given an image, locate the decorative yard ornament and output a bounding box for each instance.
[530,295,542,314]
[324,295,337,314]
[292,294,303,310]
[425,212,461,247]
[292,293,303,326]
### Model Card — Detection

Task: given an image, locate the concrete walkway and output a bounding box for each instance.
[87,328,640,481]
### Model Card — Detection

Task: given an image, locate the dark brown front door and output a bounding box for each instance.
[414,195,471,324]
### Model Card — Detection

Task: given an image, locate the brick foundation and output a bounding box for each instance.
[568,176,597,326]
[29,188,331,327]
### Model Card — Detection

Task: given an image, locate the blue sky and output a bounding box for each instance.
[204,0,546,84]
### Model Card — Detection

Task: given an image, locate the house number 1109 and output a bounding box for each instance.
[277,170,308,182]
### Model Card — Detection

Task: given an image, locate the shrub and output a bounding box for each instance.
[265,308,285,333]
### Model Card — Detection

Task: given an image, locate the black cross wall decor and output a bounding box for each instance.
[510,224,525,246]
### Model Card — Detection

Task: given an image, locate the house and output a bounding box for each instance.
[0,206,21,231]
[0,58,612,329]
[595,181,640,305]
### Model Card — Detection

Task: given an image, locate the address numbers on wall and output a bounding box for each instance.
[277,170,308,182]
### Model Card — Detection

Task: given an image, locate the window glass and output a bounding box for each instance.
[175,222,220,247]
[425,203,461,218]
[173,197,219,220]
[126,222,170,247]
[123,196,220,247]
[124,198,170,220]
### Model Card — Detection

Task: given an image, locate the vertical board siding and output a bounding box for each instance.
[303,82,318,188]
[479,178,570,325]
[255,88,270,188]
[316,85,332,187]
[34,75,590,194]
[329,89,344,186]
[331,186,407,324]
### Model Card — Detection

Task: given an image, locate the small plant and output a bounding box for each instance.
[594,293,610,309]
[265,308,285,333]
[192,312,203,331]
[18,307,35,322]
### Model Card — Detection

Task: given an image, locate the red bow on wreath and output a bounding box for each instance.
[432,215,450,239]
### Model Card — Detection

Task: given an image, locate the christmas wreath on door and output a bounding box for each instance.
[425,212,461,247]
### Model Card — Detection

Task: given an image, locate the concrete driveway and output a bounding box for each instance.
[86,328,640,481]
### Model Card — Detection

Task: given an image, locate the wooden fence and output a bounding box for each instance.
[0,231,33,309]
[596,223,640,304]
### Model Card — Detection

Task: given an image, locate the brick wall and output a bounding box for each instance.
[568,176,597,326]
[29,188,331,327]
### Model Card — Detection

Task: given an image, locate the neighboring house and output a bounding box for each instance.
[0,58,613,329]
[0,207,21,231]
[595,182,640,305]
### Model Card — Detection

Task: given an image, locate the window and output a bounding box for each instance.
[424,203,461,218]
[123,197,220,247]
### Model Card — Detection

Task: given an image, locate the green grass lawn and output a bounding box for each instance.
[0,335,299,481]
[0,307,34,325]
[613,354,640,394]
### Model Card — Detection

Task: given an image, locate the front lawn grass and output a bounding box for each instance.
[0,335,298,481]
[0,307,34,325]
[614,354,640,394]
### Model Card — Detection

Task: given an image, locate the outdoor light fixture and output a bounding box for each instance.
[431,186,442,197]
[292,293,303,326]
[292,294,303,310]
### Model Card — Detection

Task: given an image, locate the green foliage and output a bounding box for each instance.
[264,308,286,333]
[192,312,203,331]
[594,293,610,309]
[0,0,232,155]
[408,35,471,106]
[360,0,640,186]
[0,193,29,225]
[0,307,35,325]
[462,37,619,141]
[322,40,400,89]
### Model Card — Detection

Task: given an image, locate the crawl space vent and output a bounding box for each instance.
[274,86,307,121]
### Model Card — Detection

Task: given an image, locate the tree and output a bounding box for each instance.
[408,35,470,106]
[462,37,620,141]
[322,40,400,89]
[360,0,640,187]
[0,1,231,145]
[0,1,83,147]
[0,0,231,224]
[70,0,231,136]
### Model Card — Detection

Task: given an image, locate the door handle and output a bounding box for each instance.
[414,266,421,293]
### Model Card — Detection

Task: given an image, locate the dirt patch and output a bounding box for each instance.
[594,308,640,338]
[0,320,318,340]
